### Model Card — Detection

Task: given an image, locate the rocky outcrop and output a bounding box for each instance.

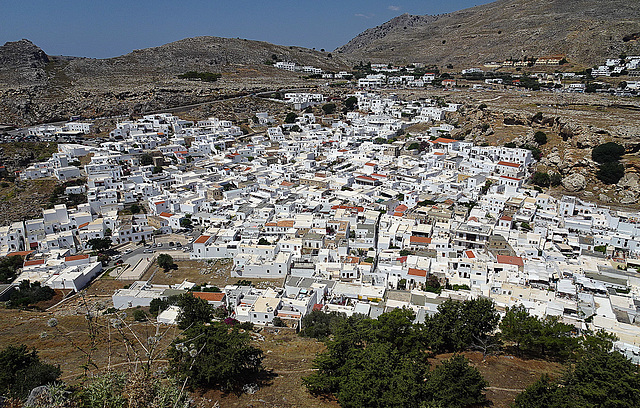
[335,0,640,66]
[562,173,587,192]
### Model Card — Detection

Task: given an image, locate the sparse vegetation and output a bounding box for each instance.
[178,71,222,82]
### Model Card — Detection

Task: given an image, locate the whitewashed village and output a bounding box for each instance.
[3,88,640,365]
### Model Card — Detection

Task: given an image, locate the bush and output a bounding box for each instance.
[284,112,297,124]
[532,172,551,187]
[0,255,24,284]
[534,131,547,145]
[9,280,55,308]
[0,344,61,399]
[133,309,147,322]
[596,161,625,184]
[344,96,357,110]
[592,142,625,163]
[322,103,336,114]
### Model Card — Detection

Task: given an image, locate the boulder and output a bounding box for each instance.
[617,172,640,190]
[562,173,587,192]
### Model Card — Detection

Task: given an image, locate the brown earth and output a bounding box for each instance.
[143,259,285,290]
[0,306,562,408]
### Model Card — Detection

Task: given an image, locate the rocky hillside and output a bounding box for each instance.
[336,0,640,67]
[0,37,347,126]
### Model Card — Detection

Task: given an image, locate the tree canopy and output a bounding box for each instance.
[515,349,640,408]
[592,142,625,163]
[304,307,489,407]
[168,322,264,391]
[87,237,111,252]
[176,293,213,329]
[0,344,61,399]
[0,255,24,284]
[157,254,175,272]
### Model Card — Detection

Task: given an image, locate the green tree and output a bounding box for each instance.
[515,350,640,408]
[133,309,147,322]
[140,153,154,166]
[180,218,192,229]
[176,293,213,329]
[550,173,562,187]
[88,237,112,252]
[0,344,61,399]
[0,255,24,284]
[500,305,578,361]
[592,142,625,163]
[9,280,55,308]
[257,237,271,245]
[534,131,548,145]
[322,103,336,114]
[284,112,297,123]
[156,254,174,272]
[426,298,500,353]
[300,310,345,340]
[532,172,551,187]
[425,355,487,408]
[333,342,430,408]
[597,161,625,184]
[168,322,264,391]
[344,96,358,110]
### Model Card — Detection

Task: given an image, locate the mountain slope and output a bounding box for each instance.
[336,0,640,66]
[0,37,347,126]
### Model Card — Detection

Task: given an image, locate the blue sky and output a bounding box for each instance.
[1,0,493,58]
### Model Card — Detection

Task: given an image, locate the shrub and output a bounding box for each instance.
[322,103,336,114]
[592,142,625,163]
[0,344,61,399]
[596,161,625,184]
[133,309,147,322]
[532,172,550,187]
[284,112,297,124]
[534,131,547,145]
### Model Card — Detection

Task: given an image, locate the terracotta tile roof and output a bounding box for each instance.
[410,236,432,244]
[6,251,34,258]
[331,205,364,212]
[356,175,377,181]
[408,268,427,277]
[154,201,166,205]
[77,222,90,229]
[497,255,524,267]
[65,254,89,262]
[500,176,521,181]
[432,137,455,144]
[500,216,513,221]
[24,259,45,266]
[192,292,225,302]
[465,250,476,259]
[395,204,408,212]
[280,181,295,187]
[277,220,295,228]
[194,235,211,244]
[158,212,174,218]
[497,161,521,168]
